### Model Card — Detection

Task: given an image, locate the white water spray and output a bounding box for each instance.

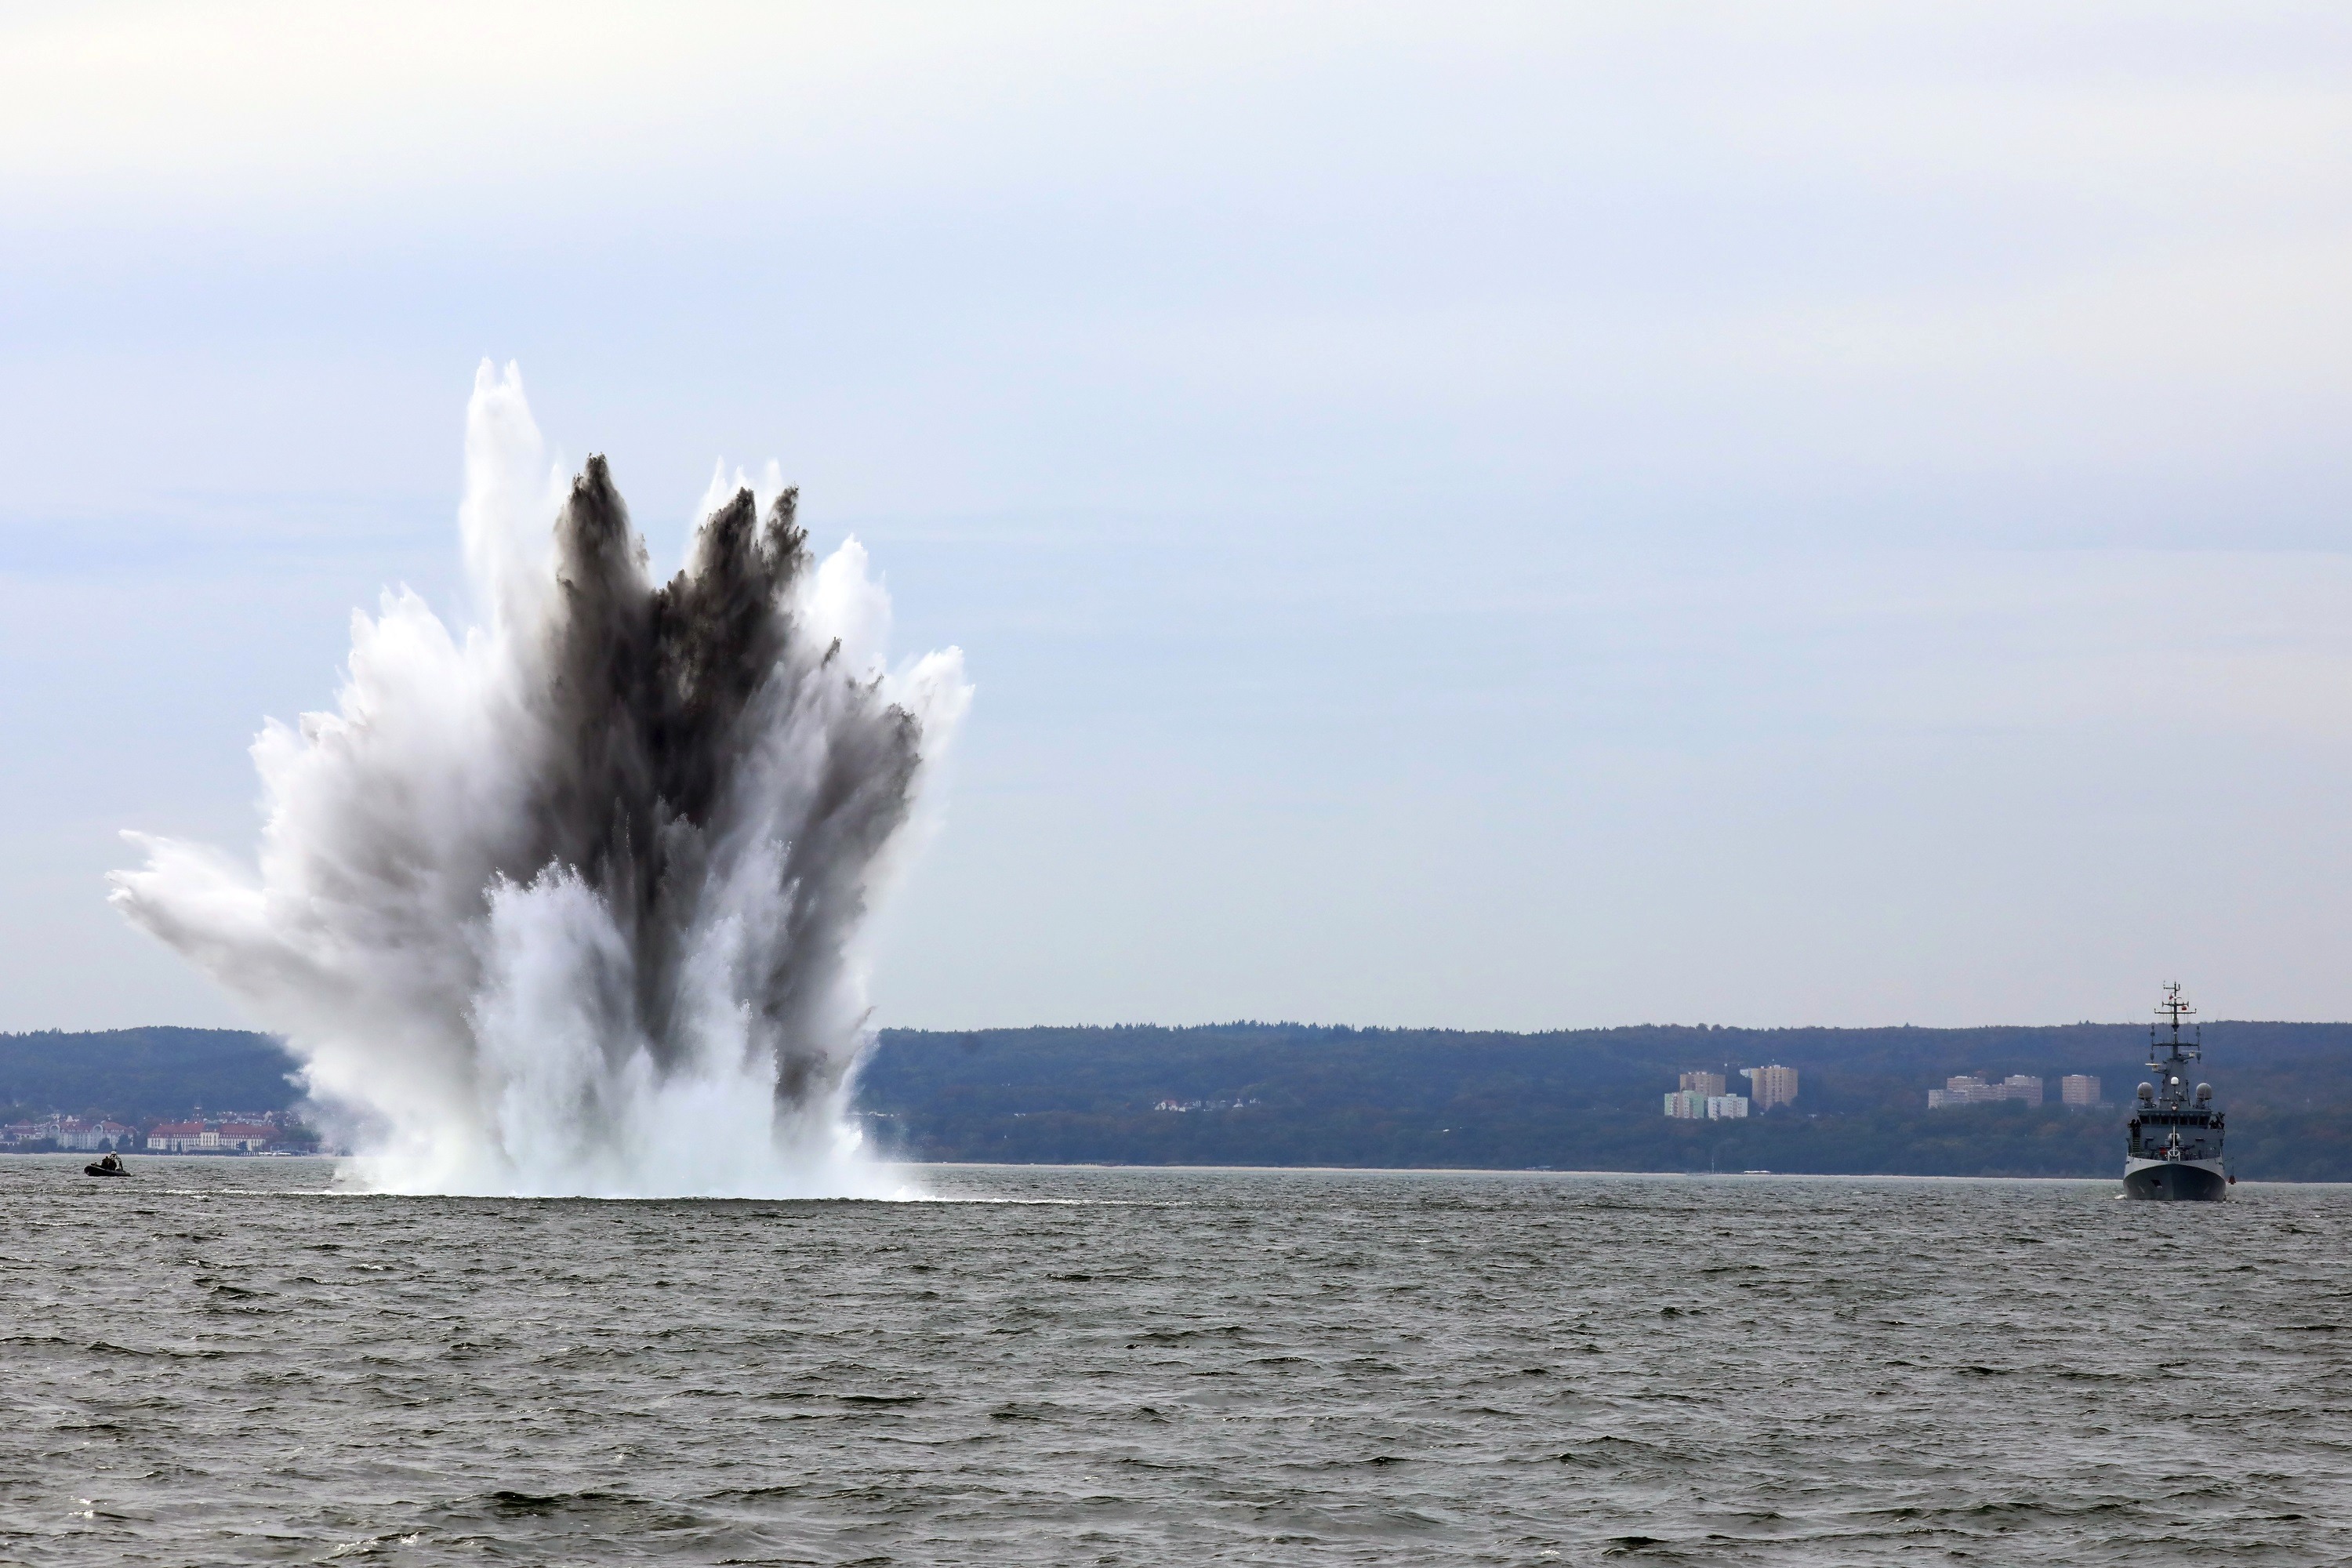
[110,364,969,1197]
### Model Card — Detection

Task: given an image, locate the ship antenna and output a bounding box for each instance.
[2153,982,2198,1065]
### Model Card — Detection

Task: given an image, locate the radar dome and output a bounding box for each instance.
[2137,1082,2154,1102]
[2197,1083,2213,1102]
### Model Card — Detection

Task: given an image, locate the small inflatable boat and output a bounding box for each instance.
[83,1162,130,1178]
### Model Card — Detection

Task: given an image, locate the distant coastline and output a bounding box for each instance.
[9,1020,2352,1181]
[855,1022,2352,1182]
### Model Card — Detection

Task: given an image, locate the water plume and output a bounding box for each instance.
[109,363,970,1197]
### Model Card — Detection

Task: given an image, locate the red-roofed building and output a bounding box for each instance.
[147,1121,216,1152]
[57,1120,136,1151]
[2,1119,58,1148]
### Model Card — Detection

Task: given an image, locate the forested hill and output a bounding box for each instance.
[8,1021,2352,1178]
[855,1022,2352,1181]
[0,1028,303,1120]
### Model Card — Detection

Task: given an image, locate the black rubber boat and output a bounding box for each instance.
[83,1162,130,1178]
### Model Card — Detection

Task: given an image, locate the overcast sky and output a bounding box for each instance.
[5,2,2351,1032]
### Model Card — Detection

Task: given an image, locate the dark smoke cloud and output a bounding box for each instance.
[532,457,920,1101]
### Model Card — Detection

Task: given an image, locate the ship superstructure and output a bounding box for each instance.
[2123,983,2228,1201]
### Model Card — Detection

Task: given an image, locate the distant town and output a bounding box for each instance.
[0,1109,313,1155]
[1662,1064,1798,1120]
[1926,1073,2104,1109]
[1664,1065,2111,1120]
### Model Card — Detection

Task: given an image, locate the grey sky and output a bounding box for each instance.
[5,2,2350,1031]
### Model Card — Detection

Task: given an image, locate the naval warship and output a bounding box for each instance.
[2123,984,2229,1201]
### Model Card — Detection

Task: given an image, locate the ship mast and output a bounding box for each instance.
[2148,982,2200,1083]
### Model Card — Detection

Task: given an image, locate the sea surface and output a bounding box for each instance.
[2,1158,2347,1565]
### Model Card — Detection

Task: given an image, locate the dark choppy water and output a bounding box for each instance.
[3,1158,2347,1565]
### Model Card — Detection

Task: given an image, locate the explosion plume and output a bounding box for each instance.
[110,364,969,1196]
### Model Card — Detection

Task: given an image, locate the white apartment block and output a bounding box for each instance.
[1929,1073,2045,1109]
[1666,1084,1751,1119]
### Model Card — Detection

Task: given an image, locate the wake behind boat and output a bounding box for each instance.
[2124,984,2229,1201]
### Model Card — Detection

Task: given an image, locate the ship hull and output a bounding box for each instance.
[2122,1157,2227,1202]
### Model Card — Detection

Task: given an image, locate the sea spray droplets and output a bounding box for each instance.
[109,365,969,1197]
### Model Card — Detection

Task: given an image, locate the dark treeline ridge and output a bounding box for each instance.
[9,1021,2351,1178]
[0,1028,303,1123]
[858,1021,2352,1181]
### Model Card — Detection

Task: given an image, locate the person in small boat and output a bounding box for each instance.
[97,1152,122,1171]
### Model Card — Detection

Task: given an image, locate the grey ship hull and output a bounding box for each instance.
[2122,1157,2227,1202]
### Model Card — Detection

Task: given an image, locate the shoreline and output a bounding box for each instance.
[14,1151,2343,1185]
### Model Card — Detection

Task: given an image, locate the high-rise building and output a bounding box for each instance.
[1704,1094,1749,1120]
[2061,1074,2100,1107]
[1745,1064,1798,1110]
[1679,1070,1726,1097]
[1929,1074,1982,1107]
[1930,1073,2056,1109]
[1663,1090,1707,1120]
